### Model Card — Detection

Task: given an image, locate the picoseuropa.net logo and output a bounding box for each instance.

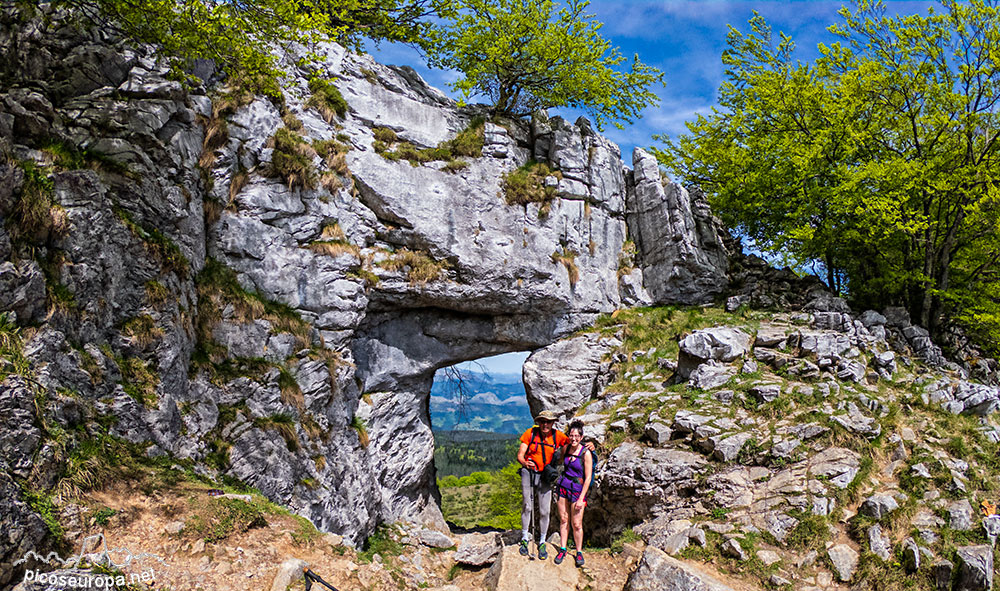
[16,533,168,588]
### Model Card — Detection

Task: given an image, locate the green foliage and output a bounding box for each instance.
[7,160,60,244]
[479,461,523,529]
[23,489,64,542]
[784,509,830,551]
[434,431,518,477]
[93,507,117,526]
[351,415,370,447]
[188,497,267,543]
[373,118,484,171]
[430,0,663,129]
[377,248,449,283]
[50,0,450,99]
[656,2,1000,350]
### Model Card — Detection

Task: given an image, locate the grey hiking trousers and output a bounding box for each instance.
[520,467,552,543]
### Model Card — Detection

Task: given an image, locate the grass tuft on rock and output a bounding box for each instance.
[306,77,348,122]
[377,248,449,284]
[502,161,562,217]
[373,118,484,172]
[266,128,318,190]
[551,247,580,287]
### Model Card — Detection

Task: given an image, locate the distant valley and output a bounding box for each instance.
[429,369,533,435]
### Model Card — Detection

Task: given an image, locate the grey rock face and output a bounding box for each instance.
[523,334,618,422]
[955,545,993,591]
[626,149,728,306]
[934,560,954,591]
[625,546,738,591]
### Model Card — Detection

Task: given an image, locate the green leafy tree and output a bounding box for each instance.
[46,0,452,97]
[657,1,1000,350]
[429,0,663,129]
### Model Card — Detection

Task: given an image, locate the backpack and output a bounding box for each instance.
[529,427,559,486]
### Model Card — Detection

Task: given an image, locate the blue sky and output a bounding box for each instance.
[368,1,939,164]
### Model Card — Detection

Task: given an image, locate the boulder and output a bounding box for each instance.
[523,334,618,423]
[688,361,736,390]
[417,529,454,549]
[626,150,729,307]
[859,494,899,520]
[625,545,739,591]
[677,328,753,378]
[483,544,578,591]
[933,560,953,591]
[955,545,993,591]
[269,558,308,591]
[720,538,747,561]
[454,533,500,566]
[948,499,975,531]
[868,525,891,561]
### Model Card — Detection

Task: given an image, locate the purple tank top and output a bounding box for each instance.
[563,447,586,483]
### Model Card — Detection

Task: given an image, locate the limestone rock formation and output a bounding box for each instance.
[625,149,728,306]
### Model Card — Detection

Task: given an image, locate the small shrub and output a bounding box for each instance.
[193,498,267,543]
[119,356,159,408]
[267,128,318,190]
[372,126,399,144]
[277,367,304,411]
[144,280,170,306]
[121,315,163,349]
[282,111,303,131]
[359,525,402,563]
[306,77,348,122]
[93,507,117,526]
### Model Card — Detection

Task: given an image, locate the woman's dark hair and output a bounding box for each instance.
[568,420,584,435]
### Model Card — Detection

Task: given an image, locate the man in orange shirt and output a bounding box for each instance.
[516,410,594,559]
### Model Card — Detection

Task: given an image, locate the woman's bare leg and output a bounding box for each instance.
[571,504,585,551]
[557,496,570,549]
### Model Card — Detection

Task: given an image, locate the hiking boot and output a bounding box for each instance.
[538,543,548,560]
[575,552,585,567]
[554,548,567,564]
[519,540,529,556]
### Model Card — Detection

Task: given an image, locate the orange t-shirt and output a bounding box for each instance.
[520,427,568,471]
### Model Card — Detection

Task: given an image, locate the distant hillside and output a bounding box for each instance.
[433,430,519,477]
[430,369,533,434]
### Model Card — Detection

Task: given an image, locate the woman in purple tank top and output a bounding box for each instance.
[554,420,593,567]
